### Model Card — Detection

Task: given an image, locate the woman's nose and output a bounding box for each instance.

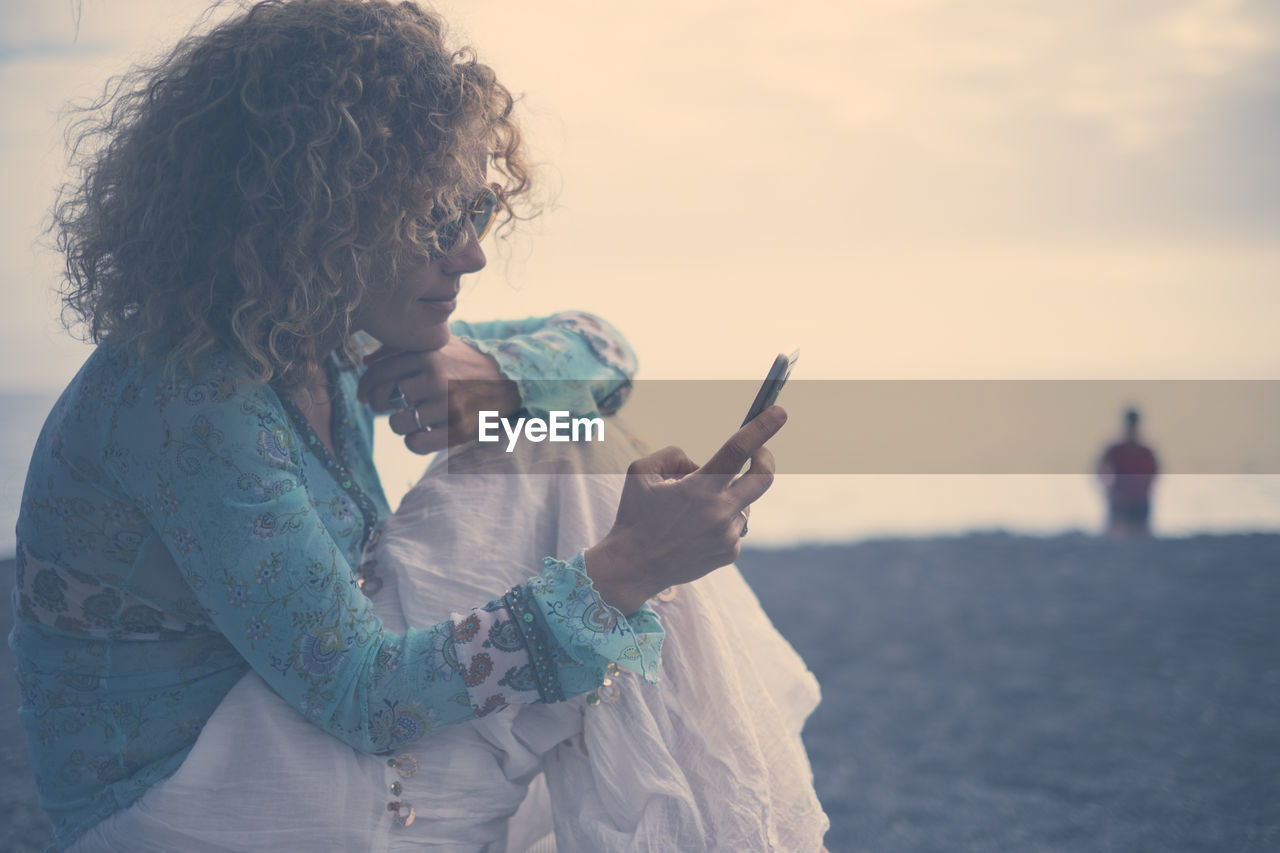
[441,220,487,274]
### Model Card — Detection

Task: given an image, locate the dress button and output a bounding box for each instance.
[387,801,416,827]
[391,781,403,796]
[386,753,419,778]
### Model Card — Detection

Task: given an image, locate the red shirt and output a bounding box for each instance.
[1101,441,1158,504]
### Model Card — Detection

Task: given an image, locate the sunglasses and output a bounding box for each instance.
[432,182,502,257]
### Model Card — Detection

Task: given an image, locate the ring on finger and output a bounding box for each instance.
[739,508,750,538]
[388,384,409,411]
[412,405,432,433]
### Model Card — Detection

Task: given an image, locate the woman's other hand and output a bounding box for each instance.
[585,406,787,614]
[357,337,521,454]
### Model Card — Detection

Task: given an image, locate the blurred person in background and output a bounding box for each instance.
[1097,407,1160,538]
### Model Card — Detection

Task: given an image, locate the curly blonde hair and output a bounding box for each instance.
[53,0,532,390]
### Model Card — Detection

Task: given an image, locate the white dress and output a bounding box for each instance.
[70,420,827,852]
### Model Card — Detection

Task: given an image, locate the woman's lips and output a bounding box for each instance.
[417,296,457,314]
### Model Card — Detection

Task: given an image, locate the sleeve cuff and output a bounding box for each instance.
[455,331,631,420]
[541,312,638,382]
[455,334,590,420]
[526,551,663,687]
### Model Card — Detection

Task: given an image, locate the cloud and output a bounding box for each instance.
[1,0,1276,390]
[455,0,1279,244]
[0,1,83,49]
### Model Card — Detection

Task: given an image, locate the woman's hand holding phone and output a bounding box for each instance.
[585,405,787,614]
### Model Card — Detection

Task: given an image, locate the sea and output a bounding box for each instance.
[3,390,1277,558]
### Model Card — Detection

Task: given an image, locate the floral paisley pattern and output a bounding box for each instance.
[11,314,655,850]
[453,311,637,419]
[529,551,664,687]
[368,700,436,752]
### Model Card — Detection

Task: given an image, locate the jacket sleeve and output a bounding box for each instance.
[104,364,660,754]
[452,311,638,418]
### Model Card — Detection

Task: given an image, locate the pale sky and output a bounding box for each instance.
[2,0,1277,391]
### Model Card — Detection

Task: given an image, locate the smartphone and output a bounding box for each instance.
[741,350,799,427]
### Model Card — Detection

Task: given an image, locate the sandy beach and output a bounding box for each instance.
[4,532,1279,852]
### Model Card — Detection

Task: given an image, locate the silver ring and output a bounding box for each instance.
[739,508,750,537]
[412,405,430,432]
[388,384,409,411]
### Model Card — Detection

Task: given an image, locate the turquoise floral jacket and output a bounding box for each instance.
[11,314,659,850]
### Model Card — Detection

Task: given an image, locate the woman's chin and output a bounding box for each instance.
[415,323,452,352]
[375,322,451,353]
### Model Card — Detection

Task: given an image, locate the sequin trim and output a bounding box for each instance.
[273,357,380,553]
[502,585,565,704]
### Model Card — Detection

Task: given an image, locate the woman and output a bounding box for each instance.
[67,421,829,852]
[13,1,785,849]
